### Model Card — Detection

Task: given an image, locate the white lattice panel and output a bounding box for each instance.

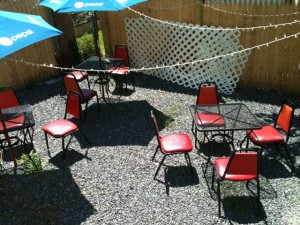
[125,17,250,94]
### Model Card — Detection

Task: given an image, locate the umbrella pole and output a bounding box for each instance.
[93,11,102,67]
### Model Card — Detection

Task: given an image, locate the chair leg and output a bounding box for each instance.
[217,180,221,217]
[125,76,128,91]
[131,74,135,91]
[83,103,88,121]
[154,155,167,180]
[246,137,250,148]
[258,146,264,169]
[194,128,199,149]
[184,153,194,175]
[283,144,295,172]
[62,137,65,159]
[96,93,100,112]
[44,132,49,149]
[152,145,160,161]
[87,78,91,90]
[211,166,215,190]
[191,120,195,135]
[204,141,212,175]
[256,177,260,216]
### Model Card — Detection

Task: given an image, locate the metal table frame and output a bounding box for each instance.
[75,56,124,103]
[0,104,35,167]
[189,103,262,173]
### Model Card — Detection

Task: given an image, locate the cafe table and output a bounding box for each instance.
[75,56,124,103]
[0,104,35,167]
[189,103,262,172]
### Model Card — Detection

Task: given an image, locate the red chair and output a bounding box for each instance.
[151,110,193,180]
[64,73,100,121]
[0,88,32,166]
[66,71,90,89]
[55,51,90,89]
[212,149,260,217]
[42,91,90,159]
[192,82,225,145]
[245,99,295,172]
[108,44,135,92]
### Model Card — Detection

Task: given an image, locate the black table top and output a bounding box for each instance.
[75,56,124,71]
[189,103,262,132]
[0,104,35,133]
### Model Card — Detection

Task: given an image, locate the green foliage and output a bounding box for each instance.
[17,150,46,174]
[76,33,96,62]
[163,103,182,128]
[76,31,105,62]
[153,103,182,129]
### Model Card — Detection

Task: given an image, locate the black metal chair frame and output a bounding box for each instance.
[211,148,260,217]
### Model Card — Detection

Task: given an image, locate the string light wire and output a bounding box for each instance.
[201,2,300,17]
[4,32,299,73]
[137,0,300,17]
[127,6,300,31]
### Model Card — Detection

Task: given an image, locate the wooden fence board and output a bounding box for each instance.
[0,0,69,89]
[1,0,299,93]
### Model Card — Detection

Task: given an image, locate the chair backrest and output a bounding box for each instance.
[196,82,219,105]
[222,150,258,180]
[63,74,82,96]
[151,110,161,145]
[55,51,71,68]
[275,99,294,142]
[115,44,130,67]
[64,91,82,121]
[0,88,20,109]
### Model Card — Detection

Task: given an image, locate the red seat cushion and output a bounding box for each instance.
[0,114,25,132]
[160,133,193,154]
[42,119,77,138]
[109,67,129,75]
[215,154,257,181]
[247,125,284,145]
[70,71,88,81]
[195,113,225,127]
[81,89,97,100]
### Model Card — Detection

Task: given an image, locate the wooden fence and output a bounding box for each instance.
[1,0,299,93]
[101,0,300,93]
[0,0,74,89]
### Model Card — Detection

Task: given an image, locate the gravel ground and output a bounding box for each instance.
[0,72,299,225]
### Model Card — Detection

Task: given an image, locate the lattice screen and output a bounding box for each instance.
[125,17,250,94]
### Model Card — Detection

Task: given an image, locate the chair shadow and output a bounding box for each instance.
[222,196,267,223]
[197,142,232,161]
[1,143,34,163]
[48,149,92,170]
[259,153,295,179]
[155,166,199,196]
[204,159,277,199]
[0,169,95,225]
[207,171,268,223]
[73,101,172,147]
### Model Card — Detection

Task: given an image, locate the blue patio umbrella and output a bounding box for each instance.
[0,10,63,59]
[38,0,148,61]
[38,0,148,13]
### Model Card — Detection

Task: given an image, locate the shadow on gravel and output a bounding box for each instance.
[222,196,266,224]
[48,149,92,169]
[259,156,294,179]
[204,169,268,224]
[0,169,95,225]
[154,166,199,196]
[134,72,196,96]
[71,100,172,147]
[197,142,232,160]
